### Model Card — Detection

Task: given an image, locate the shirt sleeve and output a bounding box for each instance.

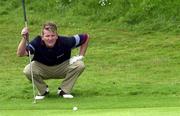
[73,34,88,48]
[26,43,35,54]
[26,36,40,54]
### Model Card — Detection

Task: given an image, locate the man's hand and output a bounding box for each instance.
[69,55,84,65]
[21,27,29,40]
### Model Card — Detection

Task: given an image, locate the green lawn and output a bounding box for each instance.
[0,0,180,115]
[1,25,180,115]
[1,26,180,115]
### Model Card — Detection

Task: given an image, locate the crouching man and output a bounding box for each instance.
[17,22,89,100]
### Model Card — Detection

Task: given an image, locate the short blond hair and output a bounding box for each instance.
[42,22,58,35]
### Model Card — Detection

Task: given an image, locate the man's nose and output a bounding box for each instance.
[48,36,53,39]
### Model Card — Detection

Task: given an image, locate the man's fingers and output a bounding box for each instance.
[21,27,29,40]
[69,56,84,65]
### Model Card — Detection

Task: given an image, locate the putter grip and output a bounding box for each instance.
[22,0,27,22]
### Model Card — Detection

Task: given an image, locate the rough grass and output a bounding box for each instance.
[0,0,179,32]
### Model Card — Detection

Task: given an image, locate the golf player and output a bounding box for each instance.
[17,22,89,100]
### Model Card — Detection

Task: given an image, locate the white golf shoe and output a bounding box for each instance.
[35,87,49,100]
[62,94,74,99]
[57,88,74,99]
[35,95,45,100]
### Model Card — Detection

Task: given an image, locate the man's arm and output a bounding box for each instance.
[79,34,90,56]
[17,27,29,57]
[69,34,90,65]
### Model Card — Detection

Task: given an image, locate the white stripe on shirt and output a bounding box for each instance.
[74,35,80,46]
[29,44,35,52]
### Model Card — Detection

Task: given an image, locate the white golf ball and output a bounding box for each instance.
[73,106,78,111]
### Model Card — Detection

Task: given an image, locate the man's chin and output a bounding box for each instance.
[46,44,55,48]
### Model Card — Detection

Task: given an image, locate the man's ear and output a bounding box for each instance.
[41,30,44,37]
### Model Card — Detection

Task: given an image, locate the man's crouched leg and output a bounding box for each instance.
[23,61,49,98]
[59,60,85,98]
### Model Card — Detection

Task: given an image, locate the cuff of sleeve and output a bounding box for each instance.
[84,34,88,40]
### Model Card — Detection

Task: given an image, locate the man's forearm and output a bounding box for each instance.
[17,37,28,57]
[79,35,89,56]
[17,27,29,57]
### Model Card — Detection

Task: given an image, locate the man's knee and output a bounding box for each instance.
[23,63,39,77]
[23,64,31,76]
[76,61,85,71]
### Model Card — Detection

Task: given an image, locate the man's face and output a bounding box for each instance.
[42,29,58,48]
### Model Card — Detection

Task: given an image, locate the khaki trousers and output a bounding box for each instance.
[23,60,85,95]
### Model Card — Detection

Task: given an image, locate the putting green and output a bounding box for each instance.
[1,107,180,116]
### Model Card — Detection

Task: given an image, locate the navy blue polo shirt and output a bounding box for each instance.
[26,34,87,66]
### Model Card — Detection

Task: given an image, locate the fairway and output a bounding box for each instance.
[0,0,180,116]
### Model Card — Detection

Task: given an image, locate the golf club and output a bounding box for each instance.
[22,0,36,104]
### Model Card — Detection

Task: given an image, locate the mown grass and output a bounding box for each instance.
[1,107,180,116]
